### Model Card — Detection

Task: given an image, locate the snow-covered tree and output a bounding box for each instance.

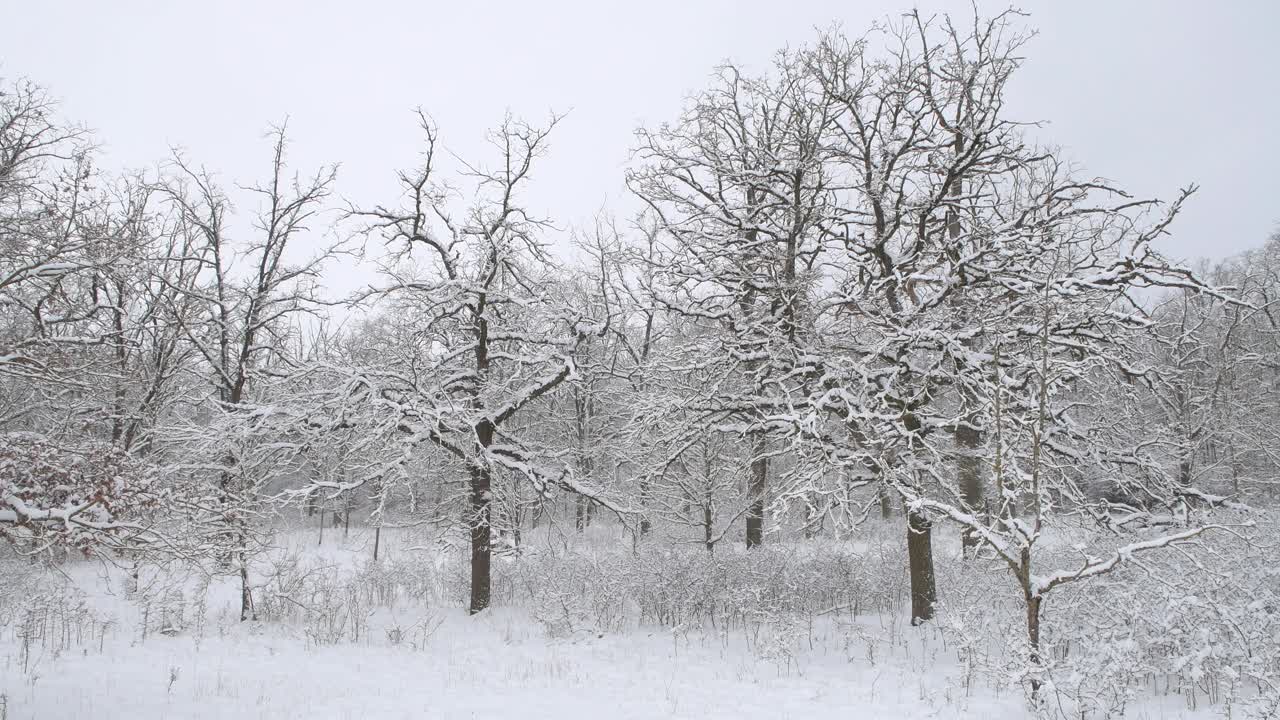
[153,123,339,620]
[630,51,836,548]
[341,112,620,614]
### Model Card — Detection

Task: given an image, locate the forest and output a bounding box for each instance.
[1,8,1277,719]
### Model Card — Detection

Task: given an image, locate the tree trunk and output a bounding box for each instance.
[745,433,768,548]
[1025,589,1043,697]
[948,132,985,559]
[237,535,255,622]
[907,506,936,624]
[957,421,983,558]
[703,487,714,553]
[879,484,893,519]
[468,463,492,615]
[372,525,381,561]
[804,492,821,539]
[573,386,594,533]
[639,477,652,537]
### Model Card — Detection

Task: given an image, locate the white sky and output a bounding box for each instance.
[6,0,1278,278]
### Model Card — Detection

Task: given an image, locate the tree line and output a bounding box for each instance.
[1,10,1271,687]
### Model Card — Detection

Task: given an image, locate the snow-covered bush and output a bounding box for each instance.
[254,550,458,645]
[928,514,1280,717]
[1035,520,1280,717]
[0,432,158,555]
[493,539,900,646]
[514,552,628,638]
[0,575,105,673]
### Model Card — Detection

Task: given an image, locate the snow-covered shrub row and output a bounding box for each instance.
[485,537,906,643]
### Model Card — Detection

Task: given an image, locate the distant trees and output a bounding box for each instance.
[1142,235,1280,502]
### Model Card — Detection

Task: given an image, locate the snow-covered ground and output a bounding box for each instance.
[1,610,1017,719]
[0,528,1224,719]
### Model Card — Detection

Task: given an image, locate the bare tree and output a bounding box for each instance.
[346,112,619,614]
[156,123,338,621]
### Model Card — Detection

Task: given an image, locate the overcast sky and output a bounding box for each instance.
[6,0,1277,272]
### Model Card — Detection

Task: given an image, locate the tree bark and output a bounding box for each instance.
[237,532,255,622]
[703,484,715,553]
[957,421,982,557]
[468,462,492,615]
[639,475,653,537]
[469,411,495,615]
[879,483,893,520]
[573,387,594,533]
[1024,588,1043,697]
[745,434,768,548]
[947,131,985,559]
[907,506,936,624]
